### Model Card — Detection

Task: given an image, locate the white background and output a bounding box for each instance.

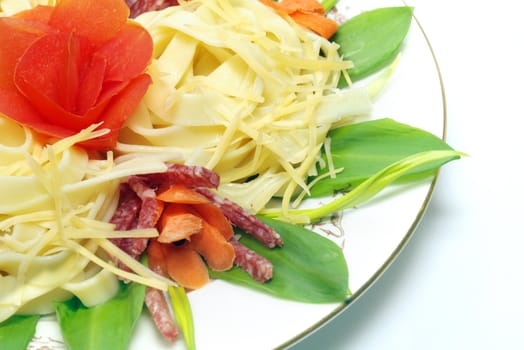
[291,0,524,349]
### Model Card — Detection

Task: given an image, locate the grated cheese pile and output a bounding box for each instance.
[0,117,173,323]
[117,0,373,213]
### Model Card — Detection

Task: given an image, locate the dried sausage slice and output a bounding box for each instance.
[125,0,179,18]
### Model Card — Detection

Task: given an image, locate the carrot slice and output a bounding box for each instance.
[291,11,338,39]
[147,239,168,276]
[163,243,210,290]
[158,203,203,243]
[189,221,235,272]
[278,0,325,14]
[193,203,234,240]
[258,0,338,39]
[156,184,209,204]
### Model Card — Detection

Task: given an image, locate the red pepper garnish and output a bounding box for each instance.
[0,0,154,150]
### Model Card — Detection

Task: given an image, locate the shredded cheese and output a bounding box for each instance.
[0,119,172,322]
[117,0,373,213]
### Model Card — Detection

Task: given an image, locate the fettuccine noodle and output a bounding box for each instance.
[0,0,373,322]
[0,117,173,322]
[117,0,372,213]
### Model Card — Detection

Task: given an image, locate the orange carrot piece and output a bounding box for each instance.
[290,11,338,39]
[278,0,325,15]
[156,184,210,204]
[193,203,234,241]
[163,243,210,290]
[147,239,168,276]
[258,0,338,39]
[158,203,203,243]
[189,221,235,272]
[259,0,287,14]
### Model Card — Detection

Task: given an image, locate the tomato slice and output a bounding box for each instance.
[95,22,154,83]
[0,17,51,90]
[80,74,152,150]
[0,0,153,151]
[49,0,130,45]
[13,5,54,23]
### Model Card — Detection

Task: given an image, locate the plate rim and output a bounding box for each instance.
[276,8,448,349]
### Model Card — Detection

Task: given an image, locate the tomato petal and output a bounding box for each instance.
[0,17,51,90]
[13,5,54,23]
[95,22,154,82]
[0,88,43,127]
[49,0,130,45]
[14,32,102,130]
[80,74,152,150]
[76,53,107,115]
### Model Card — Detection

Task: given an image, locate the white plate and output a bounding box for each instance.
[31,0,445,348]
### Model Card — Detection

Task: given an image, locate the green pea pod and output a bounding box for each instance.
[333,6,414,83]
[54,282,146,350]
[309,118,457,197]
[0,315,39,350]
[210,217,350,303]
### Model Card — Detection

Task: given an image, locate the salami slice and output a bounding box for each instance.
[141,163,220,189]
[230,239,273,283]
[109,183,141,231]
[145,287,179,342]
[125,0,179,18]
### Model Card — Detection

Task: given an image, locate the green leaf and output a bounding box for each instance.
[310,118,457,197]
[333,6,413,83]
[210,217,350,303]
[54,282,146,350]
[267,149,464,224]
[168,286,196,350]
[321,0,338,12]
[0,315,39,350]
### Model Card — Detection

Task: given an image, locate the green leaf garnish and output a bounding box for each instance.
[310,118,458,197]
[267,149,464,224]
[333,6,414,83]
[168,286,196,350]
[0,315,40,350]
[211,217,350,303]
[54,282,146,350]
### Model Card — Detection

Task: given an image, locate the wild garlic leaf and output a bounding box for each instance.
[310,118,458,197]
[54,282,146,350]
[0,315,39,350]
[333,6,413,83]
[210,217,350,303]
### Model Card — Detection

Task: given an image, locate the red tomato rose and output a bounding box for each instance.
[0,0,153,150]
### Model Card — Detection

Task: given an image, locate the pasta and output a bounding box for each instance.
[117,0,373,213]
[0,0,374,322]
[0,118,173,322]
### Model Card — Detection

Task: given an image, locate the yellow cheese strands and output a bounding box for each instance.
[0,118,173,322]
[117,0,373,213]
